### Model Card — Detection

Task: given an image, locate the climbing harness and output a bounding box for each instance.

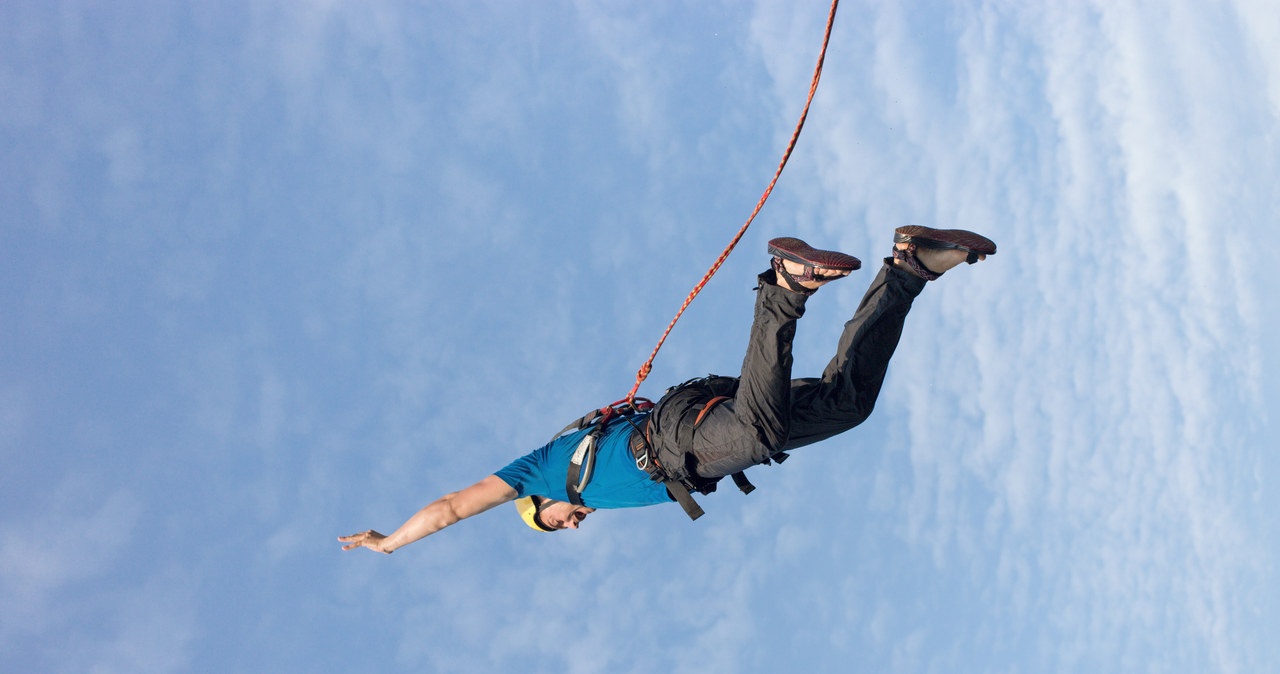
[546,397,654,507]
[632,375,790,520]
[552,378,789,521]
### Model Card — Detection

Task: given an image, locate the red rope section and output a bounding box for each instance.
[624,0,840,405]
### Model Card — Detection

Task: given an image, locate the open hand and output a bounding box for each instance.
[338,530,393,554]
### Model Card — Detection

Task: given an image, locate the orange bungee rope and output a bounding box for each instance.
[624,0,840,406]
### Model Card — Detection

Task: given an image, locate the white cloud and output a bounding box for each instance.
[0,477,141,641]
[764,0,1276,670]
[71,568,199,674]
[4,1,1276,672]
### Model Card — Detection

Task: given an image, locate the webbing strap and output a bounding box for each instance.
[693,396,731,426]
[665,480,705,521]
[562,399,654,506]
[564,432,598,506]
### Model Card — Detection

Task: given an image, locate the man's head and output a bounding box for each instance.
[515,495,595,532]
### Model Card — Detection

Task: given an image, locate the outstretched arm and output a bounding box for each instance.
[339,475,517,554]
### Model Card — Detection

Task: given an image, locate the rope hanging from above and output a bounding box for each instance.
[624,0,841,405]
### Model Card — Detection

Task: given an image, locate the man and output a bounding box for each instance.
[339,225,995,553]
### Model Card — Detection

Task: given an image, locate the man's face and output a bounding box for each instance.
[536,500,596,530]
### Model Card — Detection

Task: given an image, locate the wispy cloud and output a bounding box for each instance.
[773,1,1274,670]
[0,477,141,642]
[3,1,1274,672]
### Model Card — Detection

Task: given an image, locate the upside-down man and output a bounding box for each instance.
[340,226,995,552]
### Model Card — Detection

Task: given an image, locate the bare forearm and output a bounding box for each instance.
[381,495,464,552]
[340,475,518,554]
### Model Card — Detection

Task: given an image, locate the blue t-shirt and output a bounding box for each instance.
[494,413,673,509]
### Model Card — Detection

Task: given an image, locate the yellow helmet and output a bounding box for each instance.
[515,496,557,532]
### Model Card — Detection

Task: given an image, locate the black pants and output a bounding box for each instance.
[655,259,925,480]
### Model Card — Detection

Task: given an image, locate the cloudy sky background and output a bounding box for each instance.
[3,0,1277,671]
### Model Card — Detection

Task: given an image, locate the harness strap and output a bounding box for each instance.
[628,417,705,520]
[561,399,652,506]
[685,394,759,497]
[563,383,789,521]
[664,479,706,521]
[693,396,731,426]
[564,431,600,506]
[726,450,789,495]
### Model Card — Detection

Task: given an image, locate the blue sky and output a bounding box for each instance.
[3,1,1277,672]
